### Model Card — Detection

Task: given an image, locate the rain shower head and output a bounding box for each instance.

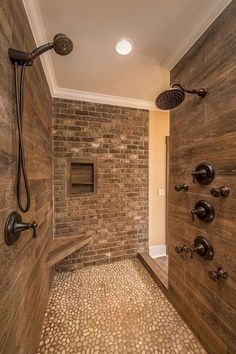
[155,83,207,110]
[156,84,185,110]
[9,33,73,65]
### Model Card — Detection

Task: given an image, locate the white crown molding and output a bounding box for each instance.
[22,0,57,95]
[54,87,157,110]
[22,0,157,110]
[23,0,231,108]
[166,0,232,70]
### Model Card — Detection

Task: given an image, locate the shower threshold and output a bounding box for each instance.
[138,252,168,292]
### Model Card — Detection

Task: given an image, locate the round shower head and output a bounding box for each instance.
[53,33,73,56]
[156,84,185,110]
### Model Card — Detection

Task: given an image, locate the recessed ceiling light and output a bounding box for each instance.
[115,39,133,55]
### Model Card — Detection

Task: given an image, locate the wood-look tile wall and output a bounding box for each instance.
[168,2,236,353]
[52,98,149,269]
[0,1,53,353]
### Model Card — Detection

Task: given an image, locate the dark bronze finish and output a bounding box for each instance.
[191,200,215,222]
[211,186,230,198]
[155,83,207,110]
[9,33,73,65]
[175,236,214,260]
[175,245,190,254]
[193,236,214,260]
[191,162,215,184]
[209,268,228,281]
[175,184,189,192]
[9,34,73,213]
[4,211,38,246]
[175,242,203,259]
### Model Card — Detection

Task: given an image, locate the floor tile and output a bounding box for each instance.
[38,259,206,354]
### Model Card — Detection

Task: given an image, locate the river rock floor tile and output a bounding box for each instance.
[37,259,206,354]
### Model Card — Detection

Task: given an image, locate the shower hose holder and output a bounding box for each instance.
[8,48,33,66]
[4,211,38,246]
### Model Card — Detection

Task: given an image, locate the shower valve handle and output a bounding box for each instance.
[191,163,215,185]
[175,246,184,254]
[189,244,205,259]
[175,237,214,260]
[13,220,38,239]
[31,222,38,238]
[4,211,38,246]
[211,186,230,198]
[191,169,207,183]
[209,268,228,281]
[191,201,215,222]
[191,207,206,221]
[175,244,203,258]
[175,245,190,255]
[175,245,199,258]
[175,184,189,192]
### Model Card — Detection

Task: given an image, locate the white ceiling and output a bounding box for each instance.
[24,0,231,109]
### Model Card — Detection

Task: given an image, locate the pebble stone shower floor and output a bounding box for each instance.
[37,259,206,354]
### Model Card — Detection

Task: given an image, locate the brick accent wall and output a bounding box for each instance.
[53,98,149,269]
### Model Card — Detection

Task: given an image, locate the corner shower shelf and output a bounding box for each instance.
[46,234,93,267]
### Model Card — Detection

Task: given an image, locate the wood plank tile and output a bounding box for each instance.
[0,1,53,353]
[169,2,236,352]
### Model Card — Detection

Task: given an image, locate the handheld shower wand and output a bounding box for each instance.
[9,33,73,65]
[9,34,73,212]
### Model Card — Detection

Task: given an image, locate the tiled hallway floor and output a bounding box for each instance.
[38,259,206,354]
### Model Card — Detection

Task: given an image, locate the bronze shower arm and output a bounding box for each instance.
[171,83,207,97]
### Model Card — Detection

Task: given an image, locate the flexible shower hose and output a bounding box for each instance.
[14,62,30,212]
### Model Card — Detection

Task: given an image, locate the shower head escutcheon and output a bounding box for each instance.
[8,33,73,65]
[155,83,207,110]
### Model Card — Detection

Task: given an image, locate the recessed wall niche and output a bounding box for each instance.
[67,159,96,196]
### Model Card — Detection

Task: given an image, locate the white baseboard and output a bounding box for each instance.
[149,245,166,258]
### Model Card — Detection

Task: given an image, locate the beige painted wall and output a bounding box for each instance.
[149,110,170,247]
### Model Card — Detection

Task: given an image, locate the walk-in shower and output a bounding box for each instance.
[155,83,207,110]
[8,34,73,212]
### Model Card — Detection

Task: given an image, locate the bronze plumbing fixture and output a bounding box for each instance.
[175,184,189,192]
[211,186,230,198]
[175,236,214,260]
[4,211,38,246]
[192,162,215,184]
[191,200,215,222]
[155,83,207,110]
[209,268,228,281]
[9,34,73,213]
